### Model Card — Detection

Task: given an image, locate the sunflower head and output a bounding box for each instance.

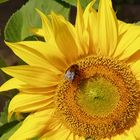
[1,0,140,140]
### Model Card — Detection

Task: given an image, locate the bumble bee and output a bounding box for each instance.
[65,64,79,82]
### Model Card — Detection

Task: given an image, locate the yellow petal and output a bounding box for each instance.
[44,41,69,72]
[114,25,140,60]
[112,132,136,140]
[74,135,85,140]
[131,114,140,139]
[89,12,98,54]
[0,78,25,92]
[36,9,53,42]
[75,0,85,55]
[130,60,140,80]
[85,1,98,54]
[9,109,54,140]
[1,65,59,87]
[83,0,96,30]
[9,93,54,115]
[40,117,62,137]
[75,0,84,33]
[68,133,85,140]
[118,20,132,35]
[29,14,69,72]
[76,1,97,55]
[42,125,72,140]
[31,28,44,37]
[98,0,118,56]
[20,86,56,95]
[82,1,95,55]
[5,41,61,74]
[126,49,140,63]
[51,13,78,64]
[102,138,110,140]
[116,37,140,62]
[119,36,140,62]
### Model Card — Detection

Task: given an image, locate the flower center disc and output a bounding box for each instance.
[77,77,120,117]
[56,55,140,139]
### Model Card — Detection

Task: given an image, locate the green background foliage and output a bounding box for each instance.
[4,0,70,42]
[0,0,8,4]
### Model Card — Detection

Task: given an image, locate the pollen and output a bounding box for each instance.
[55,55,140,139]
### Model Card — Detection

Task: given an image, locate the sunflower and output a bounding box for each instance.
[1,0,140,139]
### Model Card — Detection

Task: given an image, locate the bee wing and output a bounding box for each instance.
[65,70,75,81]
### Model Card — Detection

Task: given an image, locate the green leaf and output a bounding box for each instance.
[93,0,99,10]
[0,101,9,127]
[0,0,8,4]
[0,100,19,127]
[0,122,22,140]
[64,0,92,8]
[63,0,99,10]
[0,101,22,137]
[4,0,70,42]
[0,59,7,68]
[135,21,140,25]
[63,0,75,6]
[0,121,19,136]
